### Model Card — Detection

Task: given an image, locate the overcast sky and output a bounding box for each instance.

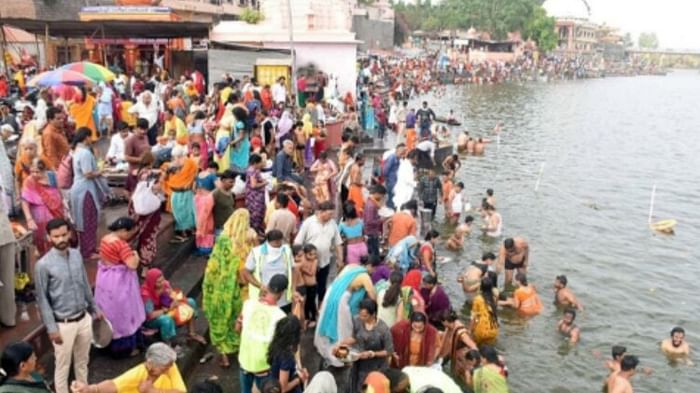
[543,0,700,50]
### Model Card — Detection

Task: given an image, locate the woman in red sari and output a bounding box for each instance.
[20,158,64,255]
[390,312,439,368]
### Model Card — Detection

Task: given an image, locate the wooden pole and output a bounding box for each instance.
[64,37,69,64]
[101,24,107,66]
[34,32,42,69]
[44,23,49,68]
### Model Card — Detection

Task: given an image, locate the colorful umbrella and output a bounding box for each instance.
[61,61,116,82]
[27,69,96,87]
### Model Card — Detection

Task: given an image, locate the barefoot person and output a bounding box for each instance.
[458,252,496,298]
[481,203,502,238]
[498,237,529,288]
[607,355,638,393]
[557,308,580,344]
[445,216,473,251]
[554,275,583,310]
[661,327,691,359]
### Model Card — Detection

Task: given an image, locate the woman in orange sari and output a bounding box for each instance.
[164,145,197,243]
[69,88,97,140]
[20,158,64,255]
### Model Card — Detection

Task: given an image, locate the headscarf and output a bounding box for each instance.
[141,268,169,307]
[222,208,257,300]
[363,371,390,393]
[304,371,337,393]
[402,268,422,292]
[302,113,313,138]
[277,110,293,140]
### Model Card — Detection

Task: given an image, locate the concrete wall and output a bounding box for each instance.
[352,15,394,51]
[1,0,115,21]
[208,48,289,88]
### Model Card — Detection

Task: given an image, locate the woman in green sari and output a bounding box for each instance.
[202,209,257,368]
[473,346,509,393]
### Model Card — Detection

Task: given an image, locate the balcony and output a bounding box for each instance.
[158,0,257,17]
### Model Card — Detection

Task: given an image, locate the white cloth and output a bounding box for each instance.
[450,191,463,216]
[127,97,159,128]
[392,158,415,209]
[272,82,287,104]
[106,132,130,161]
[35,98,48,129]
[416,140,436,158]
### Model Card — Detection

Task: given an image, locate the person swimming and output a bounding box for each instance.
[481,203,502,238]
[661,326,692,364]
[457,131,469,152]
[557,308,580,344]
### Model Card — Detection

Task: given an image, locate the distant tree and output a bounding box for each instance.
[623,32,634,48]
[638,32,659,49]
[524,6,557,52]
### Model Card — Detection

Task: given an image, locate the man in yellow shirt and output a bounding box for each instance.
[70,343,186,393]
[163,109,188,140]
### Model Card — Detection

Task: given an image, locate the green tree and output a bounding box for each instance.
[524,6,557,52]
[638,32,659,49]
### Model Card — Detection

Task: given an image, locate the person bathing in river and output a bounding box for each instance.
[554,275,583,310]
[474,137,489,155]
[481,203,502,238]
[466,137,476,154]
[661,327,692,361]
[499,273,542,317]
[447,182,465,225]
[446,216,473,251]
[457,131,469,152]
[486,188,496,208]
[459,252,496,298]
[557,308,580,344]
[442,154,461,174]
[606,355,638,393]
[498,237,529,288]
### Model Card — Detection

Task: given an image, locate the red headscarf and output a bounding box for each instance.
[402,269,422,292]
[141,268,170,308]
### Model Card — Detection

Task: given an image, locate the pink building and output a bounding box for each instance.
[210,0,360,97]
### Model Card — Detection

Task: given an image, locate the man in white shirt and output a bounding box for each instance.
[294,201,343,305]
[272,76,287,105]
[106,121,131,168]
[127,91,160,145]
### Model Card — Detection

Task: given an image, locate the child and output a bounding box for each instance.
[301,244,318,328]
[442,171,454,210]
[486,188,496,208]
[309,151,336,203]
[292,245,306,328]
[447,181,465,225]
[446,215,474,251]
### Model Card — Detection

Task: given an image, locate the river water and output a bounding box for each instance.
[419,70,700,392]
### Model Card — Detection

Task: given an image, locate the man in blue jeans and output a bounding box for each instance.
[236,274,289,393]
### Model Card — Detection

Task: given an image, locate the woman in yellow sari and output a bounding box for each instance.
[164,145,197,243]
[202,209,258,367]
[470,276,500,345]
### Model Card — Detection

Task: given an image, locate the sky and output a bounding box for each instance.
[543,0,700,50]
[399,0,700,50]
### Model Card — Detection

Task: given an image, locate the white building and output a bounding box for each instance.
[210,0,360,97]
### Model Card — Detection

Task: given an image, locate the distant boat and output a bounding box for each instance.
[435,117,462,126]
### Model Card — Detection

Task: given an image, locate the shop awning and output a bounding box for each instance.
[0,18,210,39]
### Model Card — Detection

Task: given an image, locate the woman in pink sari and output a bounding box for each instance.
[20,158,64,255]
[194,165,216,255]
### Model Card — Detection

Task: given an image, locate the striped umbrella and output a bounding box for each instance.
[61,61,116,82]
[27,69,96,87]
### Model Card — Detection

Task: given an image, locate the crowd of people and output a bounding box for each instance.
[0,53,693,393]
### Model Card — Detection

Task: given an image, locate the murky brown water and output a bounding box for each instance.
[418,70,700,392]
